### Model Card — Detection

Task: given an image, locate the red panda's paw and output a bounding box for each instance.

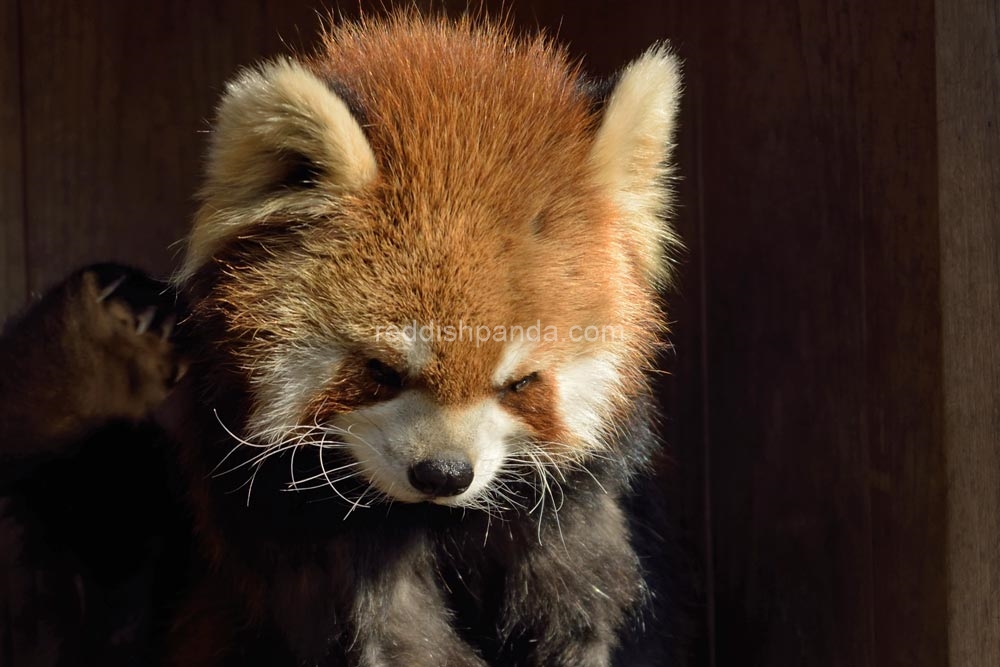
[66,264,186,422]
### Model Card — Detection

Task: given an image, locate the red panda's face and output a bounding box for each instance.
[178,16,681,509]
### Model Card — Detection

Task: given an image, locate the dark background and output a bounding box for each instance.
[1,0,997,665]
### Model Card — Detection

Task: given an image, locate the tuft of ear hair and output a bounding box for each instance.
[590,45,683,289]
[177,58,376,284]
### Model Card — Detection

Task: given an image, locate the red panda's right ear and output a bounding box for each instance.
[175,58,376,285]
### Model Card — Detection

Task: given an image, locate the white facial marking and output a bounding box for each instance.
[555,351,623,450]
[492,339,536,387]
[247,343,344,443]
[376,321,434,374]
[399,325,433,374]
[333,391,521,506]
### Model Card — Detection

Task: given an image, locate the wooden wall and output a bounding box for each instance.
[938,0,1000,663]
[1,1,997,665]
[0,0,25,319]
[691,0,948,665]
[0,0,325,308]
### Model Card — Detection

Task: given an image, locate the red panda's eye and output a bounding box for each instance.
[507,372,539,393]
[366,359,404,389]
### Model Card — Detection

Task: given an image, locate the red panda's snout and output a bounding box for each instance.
[330,389,518,506]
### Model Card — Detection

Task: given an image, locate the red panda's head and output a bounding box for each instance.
[176,14,681,510]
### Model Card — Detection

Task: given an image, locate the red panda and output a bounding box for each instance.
[168,10,682,667]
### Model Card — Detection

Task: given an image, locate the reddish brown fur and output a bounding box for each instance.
[308,14,658,407]
[196,14,662,439]
[499,374,569,446]
[308,354,404,421]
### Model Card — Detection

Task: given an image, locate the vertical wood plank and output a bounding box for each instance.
[699,0,946,664]
[858,3,946,665]
[938,0,1000,664]
[0,0,26,322]
[18,0,322,292]
[699,4,873,662]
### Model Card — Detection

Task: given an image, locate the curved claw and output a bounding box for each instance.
[135,306,157,335]
[96,275,127,303]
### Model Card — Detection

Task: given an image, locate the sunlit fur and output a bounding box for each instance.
[170,11,682,666]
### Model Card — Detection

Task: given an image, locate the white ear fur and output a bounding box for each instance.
[590,45,682,287]
[176,58,377,284]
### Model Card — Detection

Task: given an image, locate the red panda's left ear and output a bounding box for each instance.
[174,58,377,287]
[590,46,683,288]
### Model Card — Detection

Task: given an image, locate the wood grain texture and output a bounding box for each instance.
[937,0,1000,664]
[0,0,26,322]
[697,0,946,664]
[17,0,322,294]
[859,3,947,664]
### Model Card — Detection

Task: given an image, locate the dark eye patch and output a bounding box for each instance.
[367,358,405,390]
[507,372,539,394]
[305,356,406,423]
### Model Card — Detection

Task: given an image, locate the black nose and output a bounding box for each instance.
[407,457,474,497]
